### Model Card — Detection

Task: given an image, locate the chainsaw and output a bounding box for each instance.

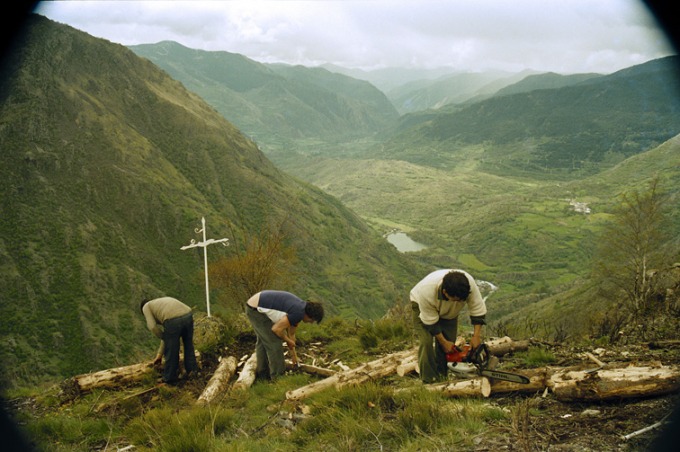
[446,343,530,384]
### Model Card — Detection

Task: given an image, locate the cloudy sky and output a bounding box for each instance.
[35,0,675,74]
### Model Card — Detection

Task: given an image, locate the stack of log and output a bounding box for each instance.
[60,336,680,405]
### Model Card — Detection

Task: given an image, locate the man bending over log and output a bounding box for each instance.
[411,269,487,383]
[246,290,324,380]
[140,297,199,385]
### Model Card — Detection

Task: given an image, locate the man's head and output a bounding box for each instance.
[140,298,151,314]
[304,301,324,323]
[442,271,470,301]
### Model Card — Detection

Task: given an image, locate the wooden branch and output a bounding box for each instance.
[585,352,605,368]
[286,362,337,377]
[232,353,257,391]
[286,348,416,400]
[196,356,238,405]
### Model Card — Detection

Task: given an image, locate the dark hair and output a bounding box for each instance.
[442,271,470,300]
[305,301,324,323]
[140,298,151,314]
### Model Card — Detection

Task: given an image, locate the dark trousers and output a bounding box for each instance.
[412,302,458,383]
[161,313,198,383]
[246,305,286,379]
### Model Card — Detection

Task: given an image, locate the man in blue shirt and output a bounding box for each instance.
[246,290,324,380]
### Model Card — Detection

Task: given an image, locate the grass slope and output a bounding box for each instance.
[0,15,423,386]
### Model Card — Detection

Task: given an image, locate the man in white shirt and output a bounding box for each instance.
[410,269,487,383]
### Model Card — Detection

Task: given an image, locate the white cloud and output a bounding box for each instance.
[35,0,675,73]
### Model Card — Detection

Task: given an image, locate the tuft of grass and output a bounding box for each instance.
[518,347,557,367]
[358,317,412,352]
[124,405,237,451]
[24,413,113,451]
[292,382,507,450]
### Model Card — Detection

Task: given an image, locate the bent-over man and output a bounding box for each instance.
[410,269,487,383]
[141,296,199,384]
[246,290,324,380]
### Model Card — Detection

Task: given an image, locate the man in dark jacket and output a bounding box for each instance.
[141,296,199,384]
[246,290,324,380]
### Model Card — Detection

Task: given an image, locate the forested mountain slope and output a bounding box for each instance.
[378,56,680,174]
[128,41,399,150]
[0,15,422,385]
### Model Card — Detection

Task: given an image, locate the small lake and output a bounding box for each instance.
[386,232,428,253]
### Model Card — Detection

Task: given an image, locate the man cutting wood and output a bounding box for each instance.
[410,269,487,383]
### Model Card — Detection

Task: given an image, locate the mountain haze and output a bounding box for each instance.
[128,41,399,150]
[0,15,421,384]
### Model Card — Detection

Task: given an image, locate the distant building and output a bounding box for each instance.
[569,199,591,214]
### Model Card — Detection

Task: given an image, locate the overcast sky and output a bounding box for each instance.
[35,0,675,74]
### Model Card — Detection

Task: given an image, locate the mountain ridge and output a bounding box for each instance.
[0,15,421,384]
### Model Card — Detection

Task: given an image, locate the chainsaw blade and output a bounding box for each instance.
[479,369,530,384]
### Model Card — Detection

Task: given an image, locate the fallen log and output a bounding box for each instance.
[60,351,203,400]
[286,348,416,400]
[485,336,531,357]
[232,353,257,391]
[550,364,680,402]
[421,377,492,397]
[60,361,156,399]
[485,367,550,395]
[393,362,680,402]
[196,356,238,405]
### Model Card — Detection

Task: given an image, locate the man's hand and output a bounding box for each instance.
[290,347,299,366]
[435,334,455,353]
[286,338,296,350]
[470,323,483,350]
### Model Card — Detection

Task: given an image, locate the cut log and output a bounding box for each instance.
[60,361,156,399]
[232,353,257,391]
[396,355,418,377]
[550,364,680,401]
[286,348,416,400]
[485,336,531,356]
[196,356,238,405]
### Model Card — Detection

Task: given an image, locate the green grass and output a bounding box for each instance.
[10,316,512,451]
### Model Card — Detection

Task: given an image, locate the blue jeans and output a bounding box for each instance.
[161,313,198,383]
